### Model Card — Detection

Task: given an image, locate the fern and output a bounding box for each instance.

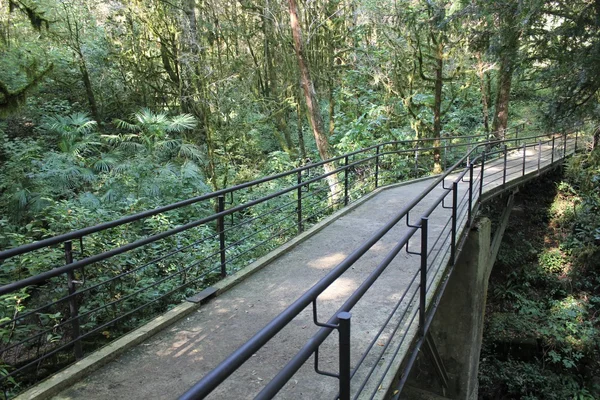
[178,143,204,163]
[114,119,141,132]
[168,114,197,132]
[181,160,202,179]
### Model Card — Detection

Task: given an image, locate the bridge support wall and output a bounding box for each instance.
[405,217,493,400]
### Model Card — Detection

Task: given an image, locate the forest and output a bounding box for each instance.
[0,0,599,398]
[1,0,599,227]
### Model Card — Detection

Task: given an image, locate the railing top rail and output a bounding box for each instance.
[0,126,524,261]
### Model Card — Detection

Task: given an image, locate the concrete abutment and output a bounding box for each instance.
[405,217,494,400]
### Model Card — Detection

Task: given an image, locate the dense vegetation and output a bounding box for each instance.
[1,0,599,397]
[480,149,600,399]
[2,0,599,239]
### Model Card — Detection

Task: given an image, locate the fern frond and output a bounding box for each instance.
[181,160,202,179]
[167,114,197,132]
[156,139,182,152]
[93,154,118,173]
[115,119,141,132]
[101,188,119,203]
[118,141,146,153]
[178,143,205,163]
[13,188,30,209]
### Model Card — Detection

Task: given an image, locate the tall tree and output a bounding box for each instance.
[392,0,464,173]
[0,0,53,115]
[490,2,520,137]
[472,0,541,137]
[288,0,339,202]
[52,0,103,123]
[534,0,600,122]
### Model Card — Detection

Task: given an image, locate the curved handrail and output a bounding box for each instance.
[0,122,554,395]
[178,128,585,399]
[0,128,525,294]
[0,125,523,261]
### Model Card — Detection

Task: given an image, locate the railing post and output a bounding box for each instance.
[344,156,349,206]
[551,136,555,164]
[575,131,579,152]
[538,141,542,174]
[65,241,83,360]
[218,195,226,277]
[419,217,428,338]
[563,132,567,158]
[374,145,380,188]
[502,145,508,187]
[479,151,486,199]
[468,164,473,224]
[467,137,472,165]
[297,171,303,233]
[451,182,457,265]
[443,138,447,171]
[522,143,526,176]
[338,311,352,400]
[414,141,419,177]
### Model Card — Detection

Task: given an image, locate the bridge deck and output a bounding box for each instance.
[42,140,574,400]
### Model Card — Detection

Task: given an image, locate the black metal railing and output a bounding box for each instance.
[177,125,590,400]
[0,122,563,396]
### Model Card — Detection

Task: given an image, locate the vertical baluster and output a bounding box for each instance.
[297,171,303,233]
[522,143,526,176]
[451,182,457,264]
[419,217,429,337]
[338,312,352,400]
[374,145,380,188]
[344,156,349,206]
[468,164,473,224]
[414,141,419,177]
[502,145,508,187]
[479,152,486,199]
[538,141,542,174]
[467,137,472,165]
[218,196,226,277]
[65,241,83,360]
[443,138,447,171]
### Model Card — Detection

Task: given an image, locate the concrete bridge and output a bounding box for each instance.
[15,133,585,400]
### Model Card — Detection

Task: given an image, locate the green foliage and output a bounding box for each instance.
[538,249,565,274]
[480,149,600,399]
[480,358,591,400]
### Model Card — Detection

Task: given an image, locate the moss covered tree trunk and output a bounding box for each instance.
[289,0,340,204]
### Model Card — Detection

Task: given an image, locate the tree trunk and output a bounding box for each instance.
[432,44,443,174]
[296,99,307,160]
[491,52,514,139]
[491,8,520,140]
[179,0,200,116]
[476,52,490,133]
[77,52,101,124]
[179,0,217,191]
[288,0,340,204]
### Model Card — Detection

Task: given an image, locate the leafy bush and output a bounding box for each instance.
[480,149,600,399]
